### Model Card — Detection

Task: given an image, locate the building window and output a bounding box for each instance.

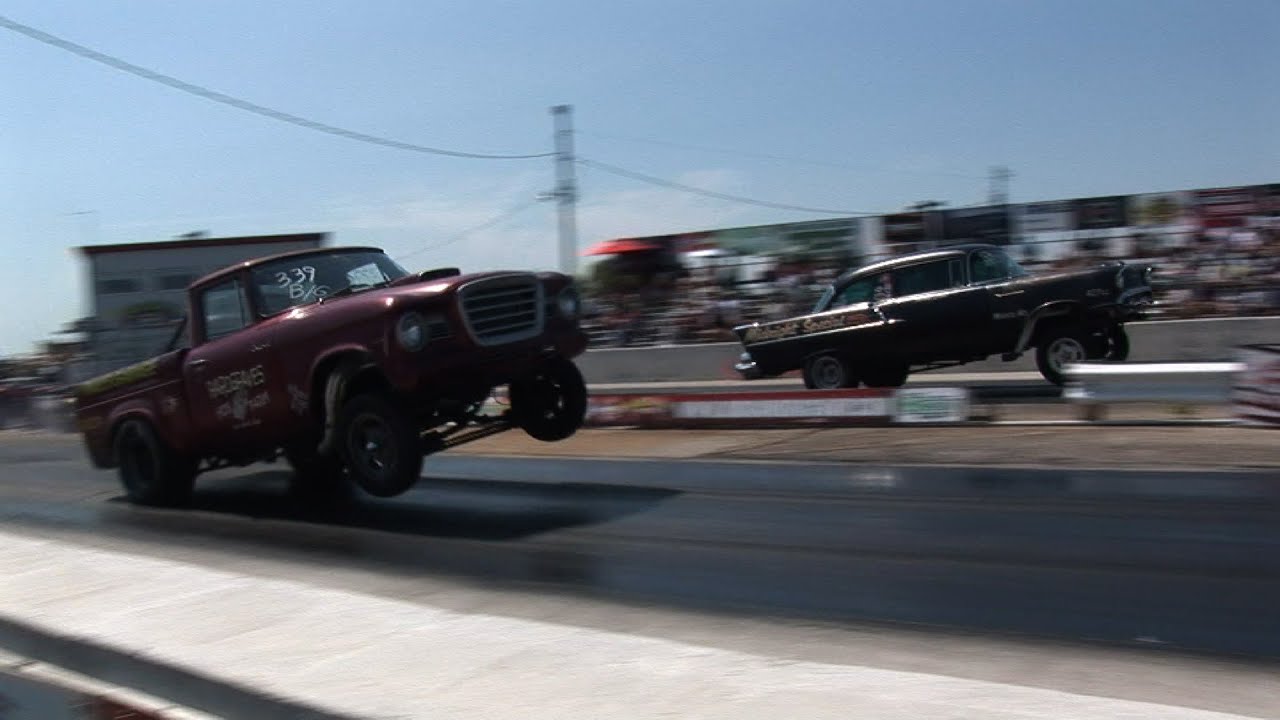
[158,273,197,291]
[97,278,141,295]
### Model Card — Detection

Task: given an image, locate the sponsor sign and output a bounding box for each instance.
[672,394,891,420]
[1075,196,1130,230]
[893,387,971,423]
[696,219,859,258]
[883,211,943,251]
[942,205,1011,244]
[1195,186,1260,229]
[1256,184,1280,216]
[1127,191,1196,229]
[586,395,674,426]
[1232,345,1280,427]
[1016,201,1075,234]
[583,390,894,428]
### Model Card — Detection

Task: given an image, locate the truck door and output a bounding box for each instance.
[184,277,288,455]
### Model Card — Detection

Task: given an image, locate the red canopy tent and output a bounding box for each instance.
[581,238,663,256]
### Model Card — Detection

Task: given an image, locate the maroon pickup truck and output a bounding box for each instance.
[75,246,589,505]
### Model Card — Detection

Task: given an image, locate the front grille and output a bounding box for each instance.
[458,275,543,346]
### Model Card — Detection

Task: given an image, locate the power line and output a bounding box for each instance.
[579,130,985,181]
[577,158,880,216]
[0,14,553,160]
[394,197,543,264]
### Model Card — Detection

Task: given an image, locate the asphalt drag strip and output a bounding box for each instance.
[0,443,1277,660]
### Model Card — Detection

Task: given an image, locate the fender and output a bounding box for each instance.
[105,398,163,466]
[312,352,375,457]
[1012,301,1080,356]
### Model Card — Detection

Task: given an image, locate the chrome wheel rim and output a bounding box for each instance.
[1048,338,1086,373]
[349,414,393,479]
[812,357,844,388]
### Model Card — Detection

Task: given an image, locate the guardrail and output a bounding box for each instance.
[1062,362,1243,421]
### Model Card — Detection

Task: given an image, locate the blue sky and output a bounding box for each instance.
[1,0,1276,354]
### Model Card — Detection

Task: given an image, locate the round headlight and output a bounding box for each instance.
[556,286,581,318]
[396,312,427,351]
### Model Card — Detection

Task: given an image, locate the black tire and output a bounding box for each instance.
[1035,328,1089,386]
[336,393,423,498]
[861,363,910,388]
[803,353,854,390]
[1107,325,1131,361]
[113,419,196,507]
[510,357,588,442]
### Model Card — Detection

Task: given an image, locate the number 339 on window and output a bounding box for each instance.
[275,266,316,299]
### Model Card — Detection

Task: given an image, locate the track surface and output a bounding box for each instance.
[0,431,1277,717]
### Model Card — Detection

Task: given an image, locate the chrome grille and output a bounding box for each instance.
[458,275,543,346]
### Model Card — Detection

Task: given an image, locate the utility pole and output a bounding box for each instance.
[550,105,579,276]
[988,165,1012,206]
[989,165,1015,246]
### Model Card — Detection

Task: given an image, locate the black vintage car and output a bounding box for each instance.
[732,244,1153,387]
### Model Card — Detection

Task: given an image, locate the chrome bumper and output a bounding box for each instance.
[734,352,763,380]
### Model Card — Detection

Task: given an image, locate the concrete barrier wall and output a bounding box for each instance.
[578,316,1280,384]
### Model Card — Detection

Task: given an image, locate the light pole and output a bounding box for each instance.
[550,105,579,277]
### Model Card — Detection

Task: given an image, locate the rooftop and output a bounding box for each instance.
[75,232,328,257]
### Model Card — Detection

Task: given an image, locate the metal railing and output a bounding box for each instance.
[1061,362,1243,421]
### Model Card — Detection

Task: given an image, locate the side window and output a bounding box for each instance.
[892,260,954,296]
[201,280,249,341]
[949,258,965,286]
[969,250,1010,284]
[833,277,877,307]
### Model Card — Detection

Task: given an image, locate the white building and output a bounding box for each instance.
[77,232,328,375]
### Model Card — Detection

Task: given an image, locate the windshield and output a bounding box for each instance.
[250,249,410,316]
[812,286,836,313]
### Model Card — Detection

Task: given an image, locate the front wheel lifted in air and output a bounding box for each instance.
[1036,327,1089,386]
[510,357,588,442]
[1106,325,1131,361]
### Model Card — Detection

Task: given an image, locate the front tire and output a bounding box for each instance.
[1036,329,1089,386]
[113,419,196,507]
[510,357,588,442]
[1107,325,1131,361]
[337,393,423,498]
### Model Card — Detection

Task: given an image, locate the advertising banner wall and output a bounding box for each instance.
[1195,186,1261,229]
[1074,196,1130,230]
[1233,344,1280,427]
[1256,184,1280,216]
[941,205,1011,244]
[882,211,943,251]
[1016,201,1075,234]
[708,218,859,258]
[1128,191,1197,230]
